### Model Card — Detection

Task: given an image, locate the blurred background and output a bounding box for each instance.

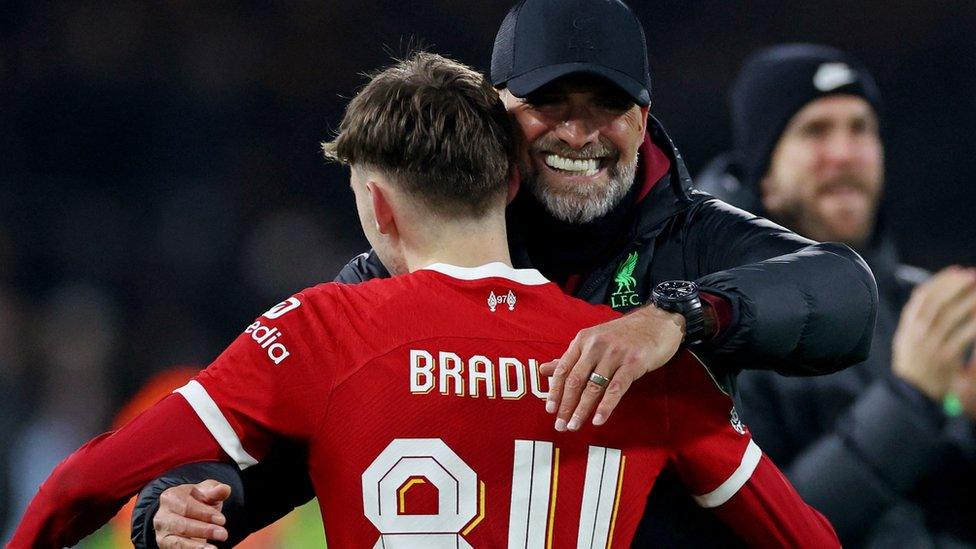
[1,0,974,544]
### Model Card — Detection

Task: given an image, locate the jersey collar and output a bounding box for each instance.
[422,262,550,286]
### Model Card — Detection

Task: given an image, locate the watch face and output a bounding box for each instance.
[657,280,698,301]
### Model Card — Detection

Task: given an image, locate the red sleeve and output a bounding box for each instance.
[710,454,839,547]
[8,395,226,549]
[183,290,335,465]
[665,353,838,547]
[666,352,754,497]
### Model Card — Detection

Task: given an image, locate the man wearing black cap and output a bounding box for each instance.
[132,8,881,549]
[698,43,976,546]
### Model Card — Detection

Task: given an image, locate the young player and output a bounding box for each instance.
[10,52,838,548]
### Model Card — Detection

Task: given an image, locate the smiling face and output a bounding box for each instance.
[761,95,884,249]
[500,75,649,224]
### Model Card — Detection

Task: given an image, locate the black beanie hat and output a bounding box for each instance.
[731,43,881,187]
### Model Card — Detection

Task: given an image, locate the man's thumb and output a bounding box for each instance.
[194,480,232,503]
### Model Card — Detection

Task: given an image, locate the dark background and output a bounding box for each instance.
[1,0,974,539]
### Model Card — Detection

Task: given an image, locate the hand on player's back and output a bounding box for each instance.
[154,480,231,549]
[540,304,685,431]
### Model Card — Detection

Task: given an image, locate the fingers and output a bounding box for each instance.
[563,361,614,431]
[553,337,603,431]
[558,351,645,431]
[545,306,682,431]
[154,510,228,546]
[944,315,976,364]
[929,283,976,340]
[545,335,584,415]
[912,267,976,326]
[154,483,229,549]
[157,534,219,549]
[592,358,642,426]
[161,484,227,526]
[193,480,232,505]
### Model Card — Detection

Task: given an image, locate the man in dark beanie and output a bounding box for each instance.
[699,43,976,546]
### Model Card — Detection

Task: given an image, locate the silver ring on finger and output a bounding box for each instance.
[588,372,610,387]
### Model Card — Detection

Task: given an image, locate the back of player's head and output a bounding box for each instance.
[323,52,515,218]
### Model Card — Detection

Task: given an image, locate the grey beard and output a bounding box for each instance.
[526,152,639,224]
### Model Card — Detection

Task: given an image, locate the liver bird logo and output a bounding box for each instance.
[613,252,639,295]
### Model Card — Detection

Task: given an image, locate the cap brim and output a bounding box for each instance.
[506,63,650,107]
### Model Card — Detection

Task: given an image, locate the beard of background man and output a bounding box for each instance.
[765,169,881,249]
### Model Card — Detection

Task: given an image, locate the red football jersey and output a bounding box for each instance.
[178,263,765,547]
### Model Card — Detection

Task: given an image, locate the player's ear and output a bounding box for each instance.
[366,181,398,237]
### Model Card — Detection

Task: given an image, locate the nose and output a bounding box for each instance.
[822,129,858,167]
[551,106,601,150]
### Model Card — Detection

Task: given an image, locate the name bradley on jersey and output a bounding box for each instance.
[409,349,550,400]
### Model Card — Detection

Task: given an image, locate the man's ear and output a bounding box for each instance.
[498,87,517,109]
[367,181,398,238]
[638,104,650,136]
[506,164,521,205]
[759,176,781,214]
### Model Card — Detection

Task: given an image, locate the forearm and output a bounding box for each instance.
[9,395,226,548]
[132,448,316,549]
[711,454,839,547]
[683,198,878,375]
[699,241,877,375]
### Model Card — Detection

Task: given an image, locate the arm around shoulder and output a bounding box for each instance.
[684,197,878,375]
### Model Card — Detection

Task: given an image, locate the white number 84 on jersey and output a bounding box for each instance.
[362,438,624,549]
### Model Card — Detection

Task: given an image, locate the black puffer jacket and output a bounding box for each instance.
[699,153,976,547]
[132,118,878,548]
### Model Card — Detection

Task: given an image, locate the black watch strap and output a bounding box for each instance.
[652,280,707,346]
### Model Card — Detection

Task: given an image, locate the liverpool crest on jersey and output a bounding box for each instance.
[488,290,517,312]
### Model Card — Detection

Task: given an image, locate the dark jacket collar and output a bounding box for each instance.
[629,115,696,236]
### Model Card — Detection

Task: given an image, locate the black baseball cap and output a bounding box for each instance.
[491,0,651,107]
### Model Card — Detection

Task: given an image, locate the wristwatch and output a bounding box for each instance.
[652,280,707,346]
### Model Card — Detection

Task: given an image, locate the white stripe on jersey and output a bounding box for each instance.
[693,438,762,508]
[508,440,554,548]
[577,446,622,549]
[174,380,259,470]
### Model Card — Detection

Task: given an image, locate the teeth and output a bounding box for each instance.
[545,154,600,176]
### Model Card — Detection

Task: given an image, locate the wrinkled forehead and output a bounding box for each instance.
[791,95,878,127]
